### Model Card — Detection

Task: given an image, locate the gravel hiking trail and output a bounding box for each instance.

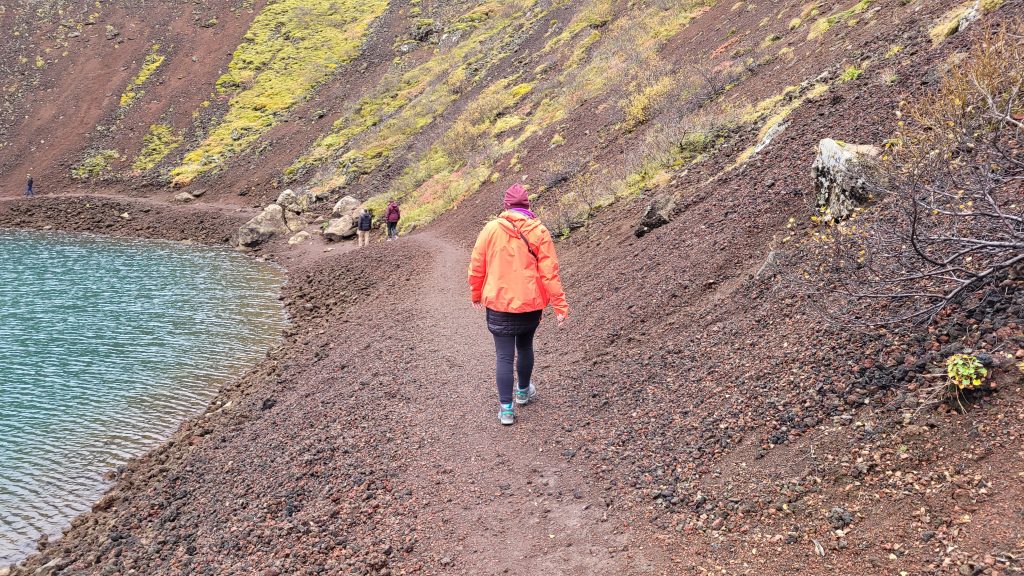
[394,232,673,575]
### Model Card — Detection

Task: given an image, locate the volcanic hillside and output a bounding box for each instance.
[1,0,1023,574]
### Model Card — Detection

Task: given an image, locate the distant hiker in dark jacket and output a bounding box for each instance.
[25,174,33,197]
[357,208,373,248]
[385,200,400,240]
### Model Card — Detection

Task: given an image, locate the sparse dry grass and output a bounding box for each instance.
[807,0,870,41]
[622,75,675,131]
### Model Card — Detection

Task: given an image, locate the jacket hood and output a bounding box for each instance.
[495,210,542,237]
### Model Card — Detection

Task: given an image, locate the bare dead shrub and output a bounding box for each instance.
[799,21,1024,325]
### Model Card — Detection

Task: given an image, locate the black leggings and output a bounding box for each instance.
[493,330,536,405]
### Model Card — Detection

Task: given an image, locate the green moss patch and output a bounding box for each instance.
[120,45,165,108]
[293,2,539,191]
[132,124,182,172]
[71,149,119,180]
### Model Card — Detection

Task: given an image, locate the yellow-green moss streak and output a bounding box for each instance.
[542,0,613,52]
[120,45,165,108]
[132,124,183,171]
[732,82,829,166]
[378,0,713,231]
[288,1,521,179]
[170,0,388,186]
[929,1,1003,46]
[294,0,538,190]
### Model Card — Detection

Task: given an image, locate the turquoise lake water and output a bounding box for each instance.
[0,230,287,564]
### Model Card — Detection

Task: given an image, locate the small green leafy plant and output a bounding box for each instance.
[946,354,988,390]
[945,353,989,411]
[839,64,863,83]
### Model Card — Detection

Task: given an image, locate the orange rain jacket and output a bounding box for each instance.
[468,210,569,317]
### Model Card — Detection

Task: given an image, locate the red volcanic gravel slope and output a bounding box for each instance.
[1,0,1023,574]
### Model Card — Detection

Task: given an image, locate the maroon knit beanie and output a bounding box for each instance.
[503,184,529,210]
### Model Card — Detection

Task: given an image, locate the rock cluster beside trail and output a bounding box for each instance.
[235,189,362,248]
[812,138,879,222]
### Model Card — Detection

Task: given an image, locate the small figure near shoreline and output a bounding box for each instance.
[468,183,570,426]
[385,199,400,240]
[357,208,373,248]
[25,174,34,197]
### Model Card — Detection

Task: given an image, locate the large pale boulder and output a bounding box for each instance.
[284,209,306,233]
[288,231,311,245]
[812,139,880,222]
[276,189,308,214]
[236,204,288,248]
[331,196,361,218]
[323,215,356,241]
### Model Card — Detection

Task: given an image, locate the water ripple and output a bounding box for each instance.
[0,230,287,564]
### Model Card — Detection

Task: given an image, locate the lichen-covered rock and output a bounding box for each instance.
[958,1,981,33]
[323,215,356,241]
[284,209,306,233]
[296,189,328,212]
[236,204,288,248]
[812,139,879,222]
[173,191,195,203]
[276,189,308,214]
[331,196,361,218]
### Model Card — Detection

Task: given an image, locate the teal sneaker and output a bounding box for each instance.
[514,383,537,405]
[499,403,515,425]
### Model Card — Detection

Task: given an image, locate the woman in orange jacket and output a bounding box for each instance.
[468,183,569,425]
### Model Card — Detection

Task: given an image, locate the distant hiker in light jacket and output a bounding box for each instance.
[385,200,400,240]
[25,174,33,197]
[468,183,569,426]
[357,208,373,247]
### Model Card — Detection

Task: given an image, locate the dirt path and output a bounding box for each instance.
[392,232,671,575]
